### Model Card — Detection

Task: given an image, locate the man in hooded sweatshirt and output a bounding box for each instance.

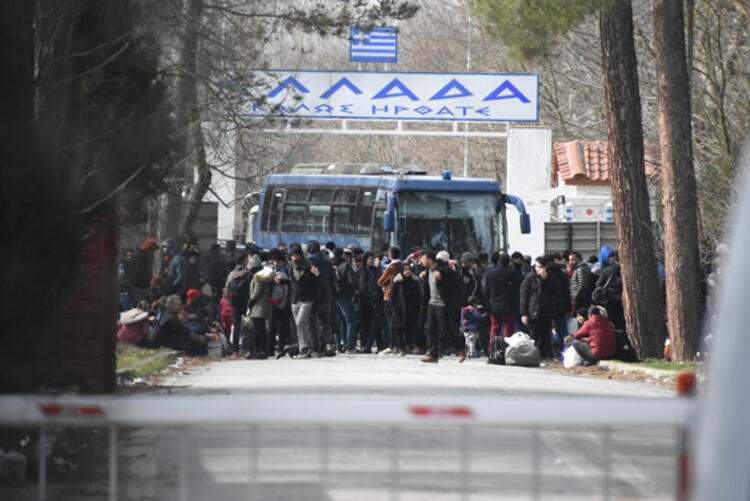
[306,240,337,356]
[128,237,158,305]
[289,244,321,358]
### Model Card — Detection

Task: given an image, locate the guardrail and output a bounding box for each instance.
[0,395,697,501]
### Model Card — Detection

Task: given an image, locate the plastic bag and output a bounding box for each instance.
[563,344,584,369]
[505,331,533,348]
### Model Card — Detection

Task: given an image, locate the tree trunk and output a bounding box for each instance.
[599,0,664,359]
[652,0,704,361]
[175,0,206,241]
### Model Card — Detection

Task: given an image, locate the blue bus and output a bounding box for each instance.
[249,163,530,256]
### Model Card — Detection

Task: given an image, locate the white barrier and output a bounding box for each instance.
[0,394,696,426]
[0,394,697,501]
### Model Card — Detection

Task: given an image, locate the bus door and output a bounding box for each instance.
[260,186,286,244]
[373,205,388,250]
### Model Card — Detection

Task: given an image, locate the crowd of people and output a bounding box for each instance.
[116,236,628,366]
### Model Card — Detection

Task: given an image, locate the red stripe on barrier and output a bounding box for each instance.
[409,405,474,418]
[38,404,106,419]
[78,406,106,417]
[39,404,62,416]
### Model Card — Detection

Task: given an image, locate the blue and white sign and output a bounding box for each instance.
[235,70,539,123]
[350,26,398,63]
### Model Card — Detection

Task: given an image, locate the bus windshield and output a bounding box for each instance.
[396,191,499,256]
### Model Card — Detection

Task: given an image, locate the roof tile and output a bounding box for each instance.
[553,140,659,185]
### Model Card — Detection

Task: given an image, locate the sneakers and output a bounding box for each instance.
[421,355,438,363]
[380,347,394,355]
[345,349,357,354]
[295,349,312,359]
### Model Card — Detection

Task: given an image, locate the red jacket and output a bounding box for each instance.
[573,315,615,358]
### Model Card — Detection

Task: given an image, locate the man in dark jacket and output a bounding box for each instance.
[547,252,572,354]
[420,250,466,363]
[520,255,555,360]
[459,252,482,306]
[225,253,251,354]
[568,251,593,311]
[390,263,421,355]
[595,251,625,330]
[306,240,336,356]
[289,244,321,358]
[333,247,358,352]
[128,238,158,305]
[482,252,521,340]
[205,243,228,298]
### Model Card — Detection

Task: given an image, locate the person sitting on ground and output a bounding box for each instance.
[184,294,227,354]
[117,308,150,346]
[156,295,208,356]
[565,305,615,365]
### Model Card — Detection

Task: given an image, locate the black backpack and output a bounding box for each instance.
[613,329,639,362]
[487,335,507,365]
[226,273,248,308]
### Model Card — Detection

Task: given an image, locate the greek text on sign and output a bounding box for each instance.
[237,70,539,123]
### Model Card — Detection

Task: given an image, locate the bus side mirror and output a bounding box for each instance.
[383,211,395,232]
[520,214,531,234]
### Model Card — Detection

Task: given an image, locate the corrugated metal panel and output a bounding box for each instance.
[544,222,617,257]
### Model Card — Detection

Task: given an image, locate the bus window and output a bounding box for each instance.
[308,204,330,233]
[332,206,355,234]
[355,189,376,234]
[281,204,306,233]
[396,192,499,256]
[334,189,358,204]
[286,188,309,202]
[262,189,284,231]
[310,188,334,203]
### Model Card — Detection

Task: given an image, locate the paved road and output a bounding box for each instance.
[2,355,679,500]
[158,352,674,398]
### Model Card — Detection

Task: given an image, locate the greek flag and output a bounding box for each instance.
[350,26,398,63]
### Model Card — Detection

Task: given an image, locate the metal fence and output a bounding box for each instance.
[0,395,696,501]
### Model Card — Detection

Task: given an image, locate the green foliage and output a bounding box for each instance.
[284,0,419,36]
[116,343,177,379]
[635,359,698,371]
[471,0,608,60]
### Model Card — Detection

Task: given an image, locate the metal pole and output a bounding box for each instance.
[463,10,472,178]
[460,425,471,501]
[38,426,47,501]
[178,428,188,501]
[319,425,330,490]
[531,427,541,501]
[389,426,400,501]
[602,427,612,501]
[109,425,118,501]
[248,424,259,501]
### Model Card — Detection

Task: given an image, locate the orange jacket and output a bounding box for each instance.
[377,260,401,302]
